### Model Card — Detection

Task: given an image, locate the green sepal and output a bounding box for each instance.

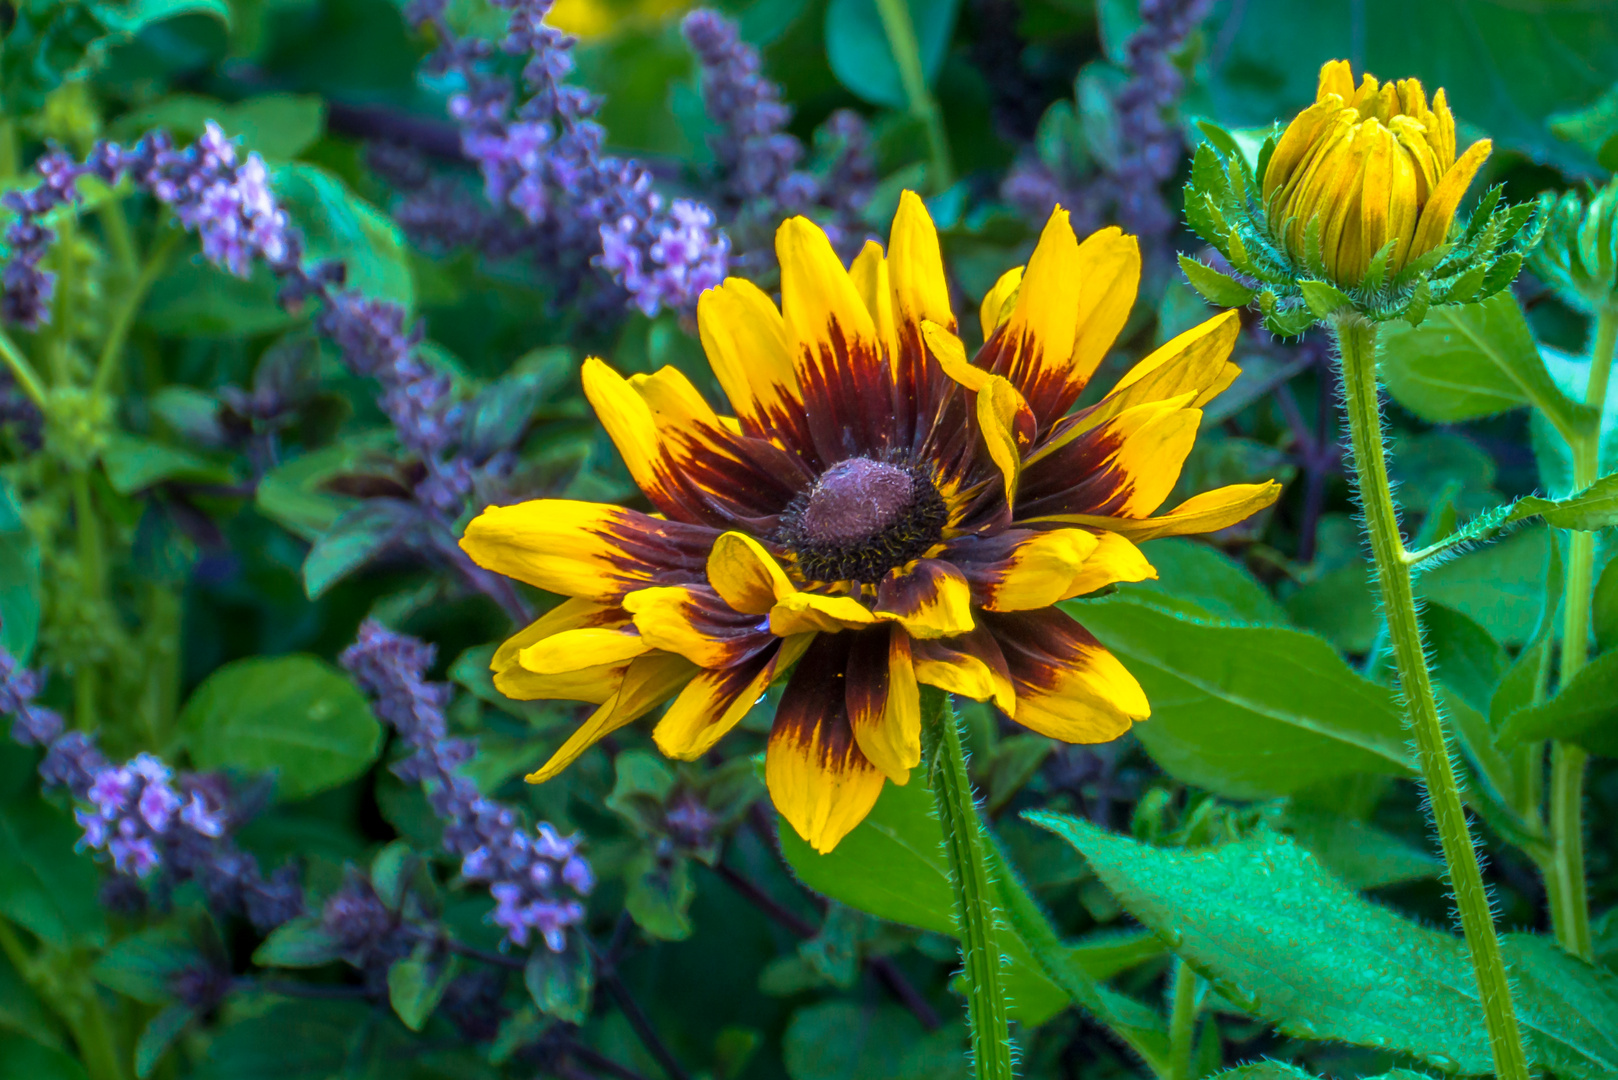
[1402,278,1432,327]
[1461,185,1505,245]
[1299,279,1355,320]
[1264,303,1317,337]
[1226,228,1257,276]
[1301,215,1326,279]
[1179,254,1258,307]
[1478,251,1524,302]
[1437,262,1489,305]
[1254,129,1280,189]
[1195,120,1247,168]
[1360,239,1399,294]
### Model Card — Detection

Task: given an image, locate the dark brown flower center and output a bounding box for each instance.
[778,457,947,584]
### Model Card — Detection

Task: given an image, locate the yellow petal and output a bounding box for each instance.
[1034,481,1282,540]
[1265,98,1346,199]
[708,531,795,615]
[519,627,651,674]
[622,586,740,668]
[495,661,626,705]
[849,240,899,362]
[973,529,1101,612]
[874,559,975,638]
[987,609,1146,742]
[526,652,698,783]
[1067,227,1141,391]
[778,214,880,373]
[979,266,1023,341]
[1316,59,1355,103]
[889,190,955,334]
[845,628,921,784]
[493,597,622,676]
[1409,139,1491,260]
[769,591,877,636]
[461,500,657,600]
[912,631,1016,716]
[1100,309,1241,416]
[922,319,1032,504]
[1061,530,1157,598]
[654,633,814,760]
[697,277,801,431]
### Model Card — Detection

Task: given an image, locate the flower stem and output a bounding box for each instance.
[871,0,954,191]
[0,327,48,408]
[92,226,180,399]
[1543,306,1615,960]
[1167,959,1199,1080]
[922,687,1012,1080]
[1332,316,1530,1080]
[72,468,104,730]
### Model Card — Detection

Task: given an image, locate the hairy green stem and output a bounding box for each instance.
[1166,960,1199,1080]
[923,687,1012,1080]
[1542,307,1615,960]
[0,328,48,408]
[871,0,954,190]
[1333,316,1530,1080]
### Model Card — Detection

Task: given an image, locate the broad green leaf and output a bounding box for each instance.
[1379,296,1591,439]
[135,1004,195,1080]
[823,0,960,110]
[115,93,325,159]
[1418,526,1550,646]
[1067,597,1412,798]
[91,927,202,1004]
[273,164,413,309]
[0,947,56,1046]
[1282,809,1439,890]
[0,1033,89,1080]
[101,433,233,494]
[1497,648,1618,756]
[523,938,592,1025]
[254,432,396,541]
[141,260,293,338]
[302,500,412,599]
[0,479,41,664]
[1425,603,1508,714]
[178,655,381,801]
[0,797,107,949]
[190,1000,370,1080]
[1595,556,1618,654]
[1028,813,1618,1076]
[388,952,456,1031]
[104,0,231,34]
[1282,562,1378,653]
[783,1002,967,1080]
[777,768,1160,1029]
[1122,538,1289,626]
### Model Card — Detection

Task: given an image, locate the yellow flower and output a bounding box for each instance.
[1262,60,1492,288]
[460,195,1280,852]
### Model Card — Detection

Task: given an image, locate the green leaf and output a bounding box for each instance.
[1027,814,1618,1076]
[250,917,341,968]
[134,1004,196,1079]
[625,852,694,941]
[0,479,42,665]
[0,1032,89,1080]
[1417,526,1551,647]
[783,1002,967,1080]
[1513,472,1618,531]
[1282,809,1440,890]
[91,927,202,1004]
[1177,255,1257,308]
[273,164,413,309]
[523,937,592,1024]
[103,0,231,34]
[0,798,107,949]
[302,500,412,599]
[141,259,293,338]
[387,951,456,1031]
[1497,648,1618,756]
[1297,279,1354,320]
[115,93,325,160]
[1425,603,1509,714]
[254,432,394,542]
[101,433,233,494]
[1119,538,1289,626]
[0,946,56,1047]
[823,0,960,110]
[178,655,381,801]
[190,1000,370,1080]
[1067,597,1413,798]
[1594,556,1618,655]
[1379,296,1593,439]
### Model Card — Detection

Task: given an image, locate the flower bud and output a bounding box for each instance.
[1263,60,1492,288]
[1533,177,1618,315]
[1181,60,1538,332]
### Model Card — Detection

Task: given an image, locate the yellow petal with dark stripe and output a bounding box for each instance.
[1109,402,1203,518]
[849,240,899,361]
[623,586,739,668]
[697,277,800,431]
[986,609,1146,743]
[526,652,699,783]
[976,529,1100,611]
[846,627,920,784]
[654,633,814,760]
[911,629,1015,715]
[875,559,974,638]
[1102,310,1241,414]
[1062,531,1156,598]
[708,531,794,615]
[461,500,674,600]
[1039,481,1282,540]
[767,635,887,853]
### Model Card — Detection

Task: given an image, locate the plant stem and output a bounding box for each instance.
[1167,959,1199,1080]
[871,0,954,191]
[1543,306,1615,960]
[922,687,1013,1080]
[1332,316,1530,1080]
[92,226,179,399]
[72,469,103,730]
[0,327,48,408]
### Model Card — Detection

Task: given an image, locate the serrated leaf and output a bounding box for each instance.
[1178,255,1257,307]
[1066,596,1414,798]
[1497,648,1618,756]
[1512,473,1618,531]
[1027,814,1618,1076]
[1298,279,1354,319]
